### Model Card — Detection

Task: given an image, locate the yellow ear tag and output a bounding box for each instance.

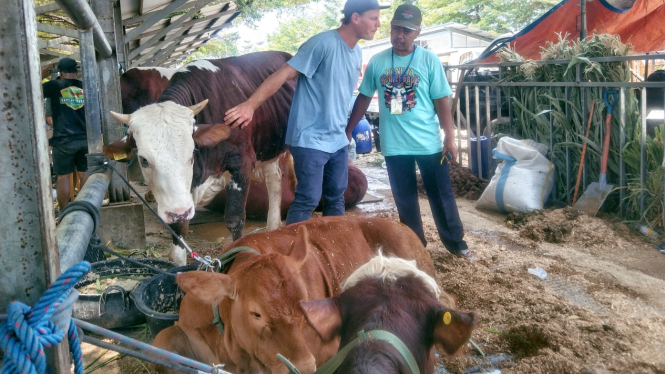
[113,152,128,161]
[443,312,452,325]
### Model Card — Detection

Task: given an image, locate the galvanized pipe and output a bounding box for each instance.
[475,86,482,179]
[57,173,109,271]
[448,53,665,69]
[460,81,665,88]
[485,85,492,178]
[456,91,462,164]
[53,0,113,58]
[549,87,556,202]
[508,86,513,136]
[565,87,571,203]
[620,88,627,218]
[534,89,539,142]
[640,85,647,216]
[465,86,471,167]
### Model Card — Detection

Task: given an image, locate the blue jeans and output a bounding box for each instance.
[385,152,468,253]
[286,145,348,225]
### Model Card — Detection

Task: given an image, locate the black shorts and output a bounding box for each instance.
[52,138,89,175]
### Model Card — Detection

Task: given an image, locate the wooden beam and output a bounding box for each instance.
[38,36,76,49]
[123,0,190,42]
[42,43,79,54]
[128,0,215,60]
[40,48,80,60]
[41,57,61,67]
[37,23,79,38]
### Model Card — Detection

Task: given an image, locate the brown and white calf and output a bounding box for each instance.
[300,253,477,374]
[153,216,438,374]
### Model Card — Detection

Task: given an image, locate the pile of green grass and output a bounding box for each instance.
[495,33,660,226]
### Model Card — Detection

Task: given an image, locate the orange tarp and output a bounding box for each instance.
[479,0,665,62]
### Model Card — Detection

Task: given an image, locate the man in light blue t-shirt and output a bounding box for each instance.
[224,0,388,225]
[347,4,476,261]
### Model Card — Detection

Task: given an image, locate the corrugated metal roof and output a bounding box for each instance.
[38,0,239,69]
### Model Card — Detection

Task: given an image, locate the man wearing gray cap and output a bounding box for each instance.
[42,57,89,211]
[224,0,388,225]
[347,4,476,261]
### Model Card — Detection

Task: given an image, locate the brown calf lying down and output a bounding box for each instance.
[300,253,477,374]
[204,153,368,220]
[153,216,437,374]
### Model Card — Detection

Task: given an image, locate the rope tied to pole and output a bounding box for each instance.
[0,262,91,374]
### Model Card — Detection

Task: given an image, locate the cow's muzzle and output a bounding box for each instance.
[167,207,193,223]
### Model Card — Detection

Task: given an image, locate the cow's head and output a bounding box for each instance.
[299,253,477,370]
[105,100,231,224]
[175,225,320,374]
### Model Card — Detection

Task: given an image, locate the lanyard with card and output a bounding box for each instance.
[391,47,416,115]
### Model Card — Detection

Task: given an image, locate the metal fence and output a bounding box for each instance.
[445,53,665,221]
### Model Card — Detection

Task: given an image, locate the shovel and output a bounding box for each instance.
[575,90,618,215]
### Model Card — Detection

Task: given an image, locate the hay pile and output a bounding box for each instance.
[417,161,489,200]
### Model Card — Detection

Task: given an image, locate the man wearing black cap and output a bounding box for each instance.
[347,4,476,261]
[224,0,388,225]
[42,57,89,210]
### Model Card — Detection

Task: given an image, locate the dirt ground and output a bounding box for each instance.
[85,151,665,374]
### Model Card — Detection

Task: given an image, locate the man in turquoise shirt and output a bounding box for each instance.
[224,0,387,224]
[347,4,476,261]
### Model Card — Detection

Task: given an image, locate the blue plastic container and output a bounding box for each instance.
[469,136,496,179]
[352,118,373,154]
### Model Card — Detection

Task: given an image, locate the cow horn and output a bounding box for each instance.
[110,111,131,125]
[188,99,209,116]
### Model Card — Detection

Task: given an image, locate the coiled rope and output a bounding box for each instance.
[0,262,91,374]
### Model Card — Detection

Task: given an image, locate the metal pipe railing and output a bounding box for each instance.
[57,173,109,271]
[446,52,665,69]
[448,55,665,221]
[53,0,113,58]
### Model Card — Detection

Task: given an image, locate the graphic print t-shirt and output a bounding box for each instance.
[358,46,452,156]
[42,78,87,146]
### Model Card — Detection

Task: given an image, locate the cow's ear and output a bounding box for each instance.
[177,271,236,304]
[103,134,136,163]
[299,298,341,342]
[193,124,232,147]
[432,308,477,356]
[187,99,209,116]
[287,225,310,270]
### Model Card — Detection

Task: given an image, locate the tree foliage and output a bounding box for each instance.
[418,0,560,34]
[235,0,326,25]
[265,1,342,54]
[183,32,241,63]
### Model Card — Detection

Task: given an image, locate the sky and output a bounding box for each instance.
[219,2,333,50]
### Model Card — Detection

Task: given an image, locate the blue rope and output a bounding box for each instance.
[1,262,91,374]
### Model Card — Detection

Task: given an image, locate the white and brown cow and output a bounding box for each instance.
[106,53,295,265]
[120,67,178,114]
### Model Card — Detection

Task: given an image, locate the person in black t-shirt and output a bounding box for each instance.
[43,58,89,210]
